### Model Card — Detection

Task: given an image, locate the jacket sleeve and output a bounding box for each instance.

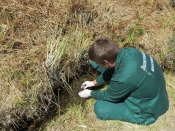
[91,79,134,102]
[96,67,115,85]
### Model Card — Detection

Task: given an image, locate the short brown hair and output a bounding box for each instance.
[88,37,120,64]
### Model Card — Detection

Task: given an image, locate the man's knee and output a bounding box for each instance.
[91,62,106,73]
[94,100,102,115]
[91,61,99,69]
[94,100,127,120]
[94,100,109,120]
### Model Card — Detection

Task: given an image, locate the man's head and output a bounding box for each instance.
[88,37,120,68]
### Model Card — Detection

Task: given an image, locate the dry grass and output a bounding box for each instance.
[0,0,81,129]
[0,0,95,129]
[0,0,175,130]
[44,0,175,131]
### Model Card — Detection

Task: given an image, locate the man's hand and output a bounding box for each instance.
[81,81,95,89]
[78,89,91,98]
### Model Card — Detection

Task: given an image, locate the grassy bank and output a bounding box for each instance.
[0,0,175,130]
[44,72,175,131]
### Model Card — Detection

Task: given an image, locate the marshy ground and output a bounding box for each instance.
[0,0,175,131]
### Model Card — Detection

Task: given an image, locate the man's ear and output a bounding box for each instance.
[103,60,109,65]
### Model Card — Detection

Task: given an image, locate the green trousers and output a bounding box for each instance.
[94,100,128,120]
[92,62,135,122]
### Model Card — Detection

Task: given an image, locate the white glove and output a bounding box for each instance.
[78,89,91,98]
[81,81,95,89]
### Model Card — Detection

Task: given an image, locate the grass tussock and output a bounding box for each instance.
[0,0,175,130]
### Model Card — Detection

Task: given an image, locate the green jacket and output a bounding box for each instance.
[91,47,169,125]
